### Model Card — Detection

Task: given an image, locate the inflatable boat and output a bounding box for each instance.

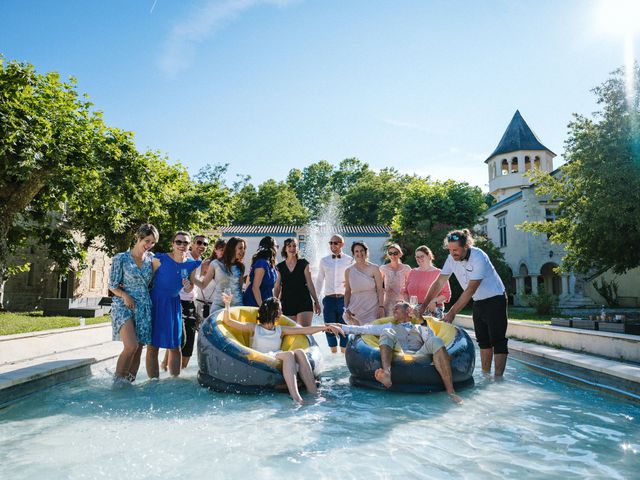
[345,317,475,393]
[197,306,322,393]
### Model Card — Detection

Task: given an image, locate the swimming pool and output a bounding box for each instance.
[0,336,638,479]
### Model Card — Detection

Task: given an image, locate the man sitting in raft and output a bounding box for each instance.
[339,301,463,404]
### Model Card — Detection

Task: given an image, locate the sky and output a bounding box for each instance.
[1,0,638,191]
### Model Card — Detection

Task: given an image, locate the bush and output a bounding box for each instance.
[593,278,619,307]
[523,287,558,315]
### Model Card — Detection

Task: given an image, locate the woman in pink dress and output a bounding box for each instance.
[404,245,451,315]
[379,243,412,316]
[344,242,384,325]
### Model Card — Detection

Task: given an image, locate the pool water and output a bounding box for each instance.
[0,334,638,479]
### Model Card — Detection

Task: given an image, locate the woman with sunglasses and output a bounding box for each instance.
[379,244,412,316]
[146,231,213,378]
[243,236,279,307]
[274,238,321,327]
[404,245,451,317]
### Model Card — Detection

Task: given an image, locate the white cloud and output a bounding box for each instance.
[158,0,299,76]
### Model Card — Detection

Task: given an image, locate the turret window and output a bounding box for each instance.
[501,159,509,175]
[510,157,518,173]
[534,156,541,169]
[524,156,531,171]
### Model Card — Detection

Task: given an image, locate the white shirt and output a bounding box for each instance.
[440,247,504,301]
[179,252,200,302]
[315,253,353,297]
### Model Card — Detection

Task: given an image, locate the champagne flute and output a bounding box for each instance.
[222,287,232,305]
[409,295,419,319]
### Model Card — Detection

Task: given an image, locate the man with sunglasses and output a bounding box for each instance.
[419,229,508,376]
[315,234,353,353]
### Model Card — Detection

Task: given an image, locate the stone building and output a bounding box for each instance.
[479,110,639,307]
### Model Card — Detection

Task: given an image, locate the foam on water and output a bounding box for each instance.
[1,334,639,479]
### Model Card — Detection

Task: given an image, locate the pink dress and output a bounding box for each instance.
[346,267,379,325]
[379,263,411,316]
[404,268,451,304]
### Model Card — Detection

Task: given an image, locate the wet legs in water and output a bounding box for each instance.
[146,346,182,378]
[275,349,317,403]
[480,348,507,376]
[115,320,143,382]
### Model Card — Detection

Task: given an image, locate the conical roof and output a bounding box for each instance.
[486,110,554,162]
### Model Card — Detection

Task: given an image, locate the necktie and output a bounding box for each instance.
[332,254,341,259]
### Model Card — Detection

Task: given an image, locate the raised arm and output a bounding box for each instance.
[221,296,255,333]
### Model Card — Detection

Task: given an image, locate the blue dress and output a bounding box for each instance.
[108,251,154,345]
[243,258,278,306]
[151,253,201,349]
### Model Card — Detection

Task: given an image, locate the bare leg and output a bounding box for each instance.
[115,320,139,379]
[340,347,346,354]
[168,348,182,377]
[480,348,493,374]
[296,311,313,327]
[432,348,462,404]
[146,345,160,379]
[294,349,317,395]
[276,351,303,403]
[160,350,169,371]
[494,353,507,377]
[330,346,338,353]
[374,344,393,388]
[127,344,144,381]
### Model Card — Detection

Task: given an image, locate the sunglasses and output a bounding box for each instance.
[195,240,209,246]
[174,240,190,246]
[388,251,400,256]
[447,233,461,242]
[329,241,341,245]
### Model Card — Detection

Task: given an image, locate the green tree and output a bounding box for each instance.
[0,59,103,307]
[520,65,640,274]
[287,160,335,218]
[331,157,371,196]
[233,179,309,225]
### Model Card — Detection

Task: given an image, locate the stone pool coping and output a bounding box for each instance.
[0,324,120,407]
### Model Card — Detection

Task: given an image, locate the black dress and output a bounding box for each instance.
[277,258,314,316]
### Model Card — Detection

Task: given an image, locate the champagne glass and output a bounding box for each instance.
[409,296,418,309]
[222,287,232,305]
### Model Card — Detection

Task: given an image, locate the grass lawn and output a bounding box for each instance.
[458,308,567,324]
[0,311,110,336]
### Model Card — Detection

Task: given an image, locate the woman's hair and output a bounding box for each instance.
[172,231,190,242]
[135,223,159,243]
[351,241,369,257]
[443,228,474,248]
[221,236,246,276]
[257,297,281,325]
[281,238,298,259]
[386,243,403,257]
[415,245,434,260]
[252,236,277,267]
[208,238,227,261]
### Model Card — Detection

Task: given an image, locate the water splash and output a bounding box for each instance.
[303,194,343,283]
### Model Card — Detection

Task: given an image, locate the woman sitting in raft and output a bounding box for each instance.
[222,294,344,404]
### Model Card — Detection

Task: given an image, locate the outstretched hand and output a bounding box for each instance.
[325,324,345,337]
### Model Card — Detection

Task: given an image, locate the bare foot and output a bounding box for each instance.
[374,368,392,388]
[448,392,463,404]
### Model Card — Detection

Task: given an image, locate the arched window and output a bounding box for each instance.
[510,156,518,173]
[501,159,509,175]
[524,156,531,171]
[534,156,541,169]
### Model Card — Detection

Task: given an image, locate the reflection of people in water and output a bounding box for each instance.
[340,301,462,404]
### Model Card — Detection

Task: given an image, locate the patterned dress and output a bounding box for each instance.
[109,251,154,345]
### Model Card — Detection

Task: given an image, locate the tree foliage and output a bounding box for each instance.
[233,179,309,225]
[520,65,640,274]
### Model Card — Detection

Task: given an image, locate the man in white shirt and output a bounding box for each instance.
[419,229,508,376]
[340,301,462,403]
[315,234,353,353]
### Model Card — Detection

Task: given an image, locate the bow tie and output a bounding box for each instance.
[332,254,341,259]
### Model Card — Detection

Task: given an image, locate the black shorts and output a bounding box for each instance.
[181,300,198,357]
[472,293,508,354]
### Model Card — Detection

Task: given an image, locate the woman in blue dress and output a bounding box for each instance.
[243,236,279,307]
[108,223,159,384]
[146,231,214,378]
